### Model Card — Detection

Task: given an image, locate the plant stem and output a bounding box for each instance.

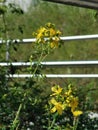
[48,114,57,130]
[11,103,23,130]
[2,12,9,61]
[32,44,47,76]
[73,117,79,130]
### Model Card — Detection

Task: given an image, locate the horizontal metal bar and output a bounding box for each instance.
[60,34,98,41]
[7,74,98,78]
[1,34,98,44]
[44,0,98,10]
[0,38,36,44]
[1,61,98,67]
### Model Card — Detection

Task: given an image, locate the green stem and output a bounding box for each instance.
[2,12,9,61]
[32,44,47,77]
[11,103,23,130]
[48,114,57,130]
[73,117,79,130]
[32,50,43,76]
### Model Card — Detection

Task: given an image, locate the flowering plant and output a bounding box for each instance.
[33,23,61,49]
[10,23,62,129]
[47,84,83,130]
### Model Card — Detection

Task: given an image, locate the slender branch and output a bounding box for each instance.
[73,117,79,130]
[2,12,9,61]
[48,114,57,130]
[31,44,48,76]
[11,103,23,130]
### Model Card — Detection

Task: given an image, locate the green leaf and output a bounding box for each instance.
[0,5,7,15]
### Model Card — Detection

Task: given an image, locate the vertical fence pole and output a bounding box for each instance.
[6,40,9,61]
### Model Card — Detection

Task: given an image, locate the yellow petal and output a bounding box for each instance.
[51,107,56,113]
[70,97,78,110]
[50,98,57,105]
[56,30,62,35]
[49,28,56,36]
[72,110,83,117]
[51,85,62,95]
[51,86,57,92]
[56,102,65,115]
[57,108,63,115]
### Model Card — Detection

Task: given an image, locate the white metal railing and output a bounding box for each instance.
[6,74,98,78]
[0,61,98,78]
[1,61,98,67]
[0,34,98,44]
[1,34,98,78]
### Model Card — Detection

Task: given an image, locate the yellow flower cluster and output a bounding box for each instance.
[33,23,61,48]
[49,85,83,117]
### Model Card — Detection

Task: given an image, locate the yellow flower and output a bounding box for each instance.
[70,97,78,111]
[33,23,61,49]
[50,98,65,115]
[51,85,63,96]
[66,95,73,104]
[72,110,83,117]
[49,28,56,36]
[46,22,54,28]
[65,84,72,97]
[50,40,58,48]
[65,89,72,97]
[56,30,62,36]
[36,27,46,39]
[50,37,60,48]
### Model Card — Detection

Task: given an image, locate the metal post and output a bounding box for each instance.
[6,40,9,61]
